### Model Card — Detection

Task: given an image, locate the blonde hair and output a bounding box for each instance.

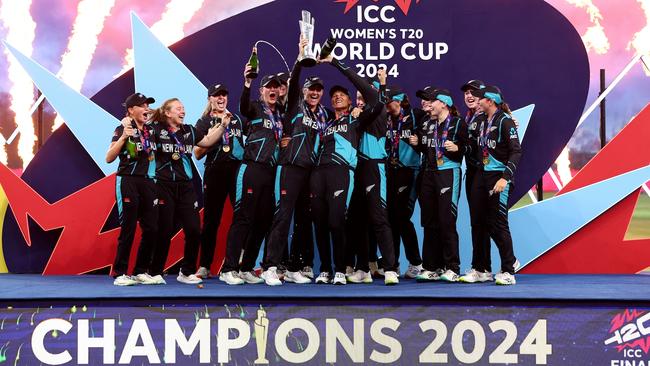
[151,98,180,126]
[201,100,212,118]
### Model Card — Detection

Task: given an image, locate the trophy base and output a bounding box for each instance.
[299,57,317,67]
[246,72,258,79]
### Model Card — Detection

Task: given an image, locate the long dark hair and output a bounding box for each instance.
[151,98,180,127]
[499,102,513,115]
[449,105,460,117]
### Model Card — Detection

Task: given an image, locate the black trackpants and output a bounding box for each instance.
[310,165,354,274]
[481,171,517,273]
[198,160,240,269]
[419,168,462,274]
[387,166,422,267]
[346,160,396,272]
[150,180,201,276]
[264,164,313,271]
[466,164,492,272]
[221,162,275,272]
[112,175,158,276]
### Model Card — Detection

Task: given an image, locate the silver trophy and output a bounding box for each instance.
[299,10,317,67]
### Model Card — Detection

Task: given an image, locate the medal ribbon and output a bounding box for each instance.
[389,109,404,160]
[168,126,186,154]
[262,103,283,142]
[434,114,451,162]
[480,109,500,162]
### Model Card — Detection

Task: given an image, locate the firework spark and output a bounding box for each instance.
[116,0,205,76]
[0,1,36,167]
[565,0,610,54]
[52,0,116,131]
[629,0,650,76]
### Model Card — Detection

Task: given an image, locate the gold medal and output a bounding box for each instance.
[437,158,444,166]
[483,157,489,165]
[172,152,181,161]
[390,157,398,166]
[222,145,231,153]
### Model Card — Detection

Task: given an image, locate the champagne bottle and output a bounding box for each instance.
[319,37,337,59]
[246,49,259,79]
[125,120,138,159]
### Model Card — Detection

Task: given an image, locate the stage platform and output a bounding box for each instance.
[1,273,649,303]
[2,274,649,365]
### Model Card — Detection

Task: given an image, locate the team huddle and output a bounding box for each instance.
[108,38,522,288]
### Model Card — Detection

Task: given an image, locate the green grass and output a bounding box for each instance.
[511,191,650,239]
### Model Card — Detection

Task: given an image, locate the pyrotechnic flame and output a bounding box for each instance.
[629,0,650,76]
[0,1,36,167]
[115,0,205,77]
[565,0,610,54]
[52,0,116,131]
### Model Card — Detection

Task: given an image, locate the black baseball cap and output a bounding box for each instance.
[416,86,437,100]
[470,85,503,104]
[208,83,228,97]
[303,76,324,89]
[461,79,485,92]
[329,85,349,97]
[430,88,454,107]
[386,85,406,102]
[123,93,155,109]
[260,74,281,88]
[276,72,289,85]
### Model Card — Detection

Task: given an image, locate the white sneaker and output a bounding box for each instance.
[177,272,203,285]
[440,269,460,282]
[384,271,399,285]
[459,269,481,283]
[514,259,521,272]
[195,266,210,279]
[150,274,166,285]
[332,272,347,285]
[261,267,282,286]
[276,268,286,281]
[285,270,311,284]
[416,270,440,282]
[479,270,494,282]
[405,264,422,279]
[240,270,264,284]
[315,272,330,284]
[113,274,137,286]
[495,272,517,285]
[301,266,314,279]
[134,273,160,285]
[219,271,244,285]
[347,270,373,284]
[345,266,354,276]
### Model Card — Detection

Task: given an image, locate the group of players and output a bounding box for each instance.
[108,38,521,287]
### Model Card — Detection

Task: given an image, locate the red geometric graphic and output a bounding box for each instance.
[522,103,650,273]
[0,162,231,275]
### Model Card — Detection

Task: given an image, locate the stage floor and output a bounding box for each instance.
[1,274,649,303]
